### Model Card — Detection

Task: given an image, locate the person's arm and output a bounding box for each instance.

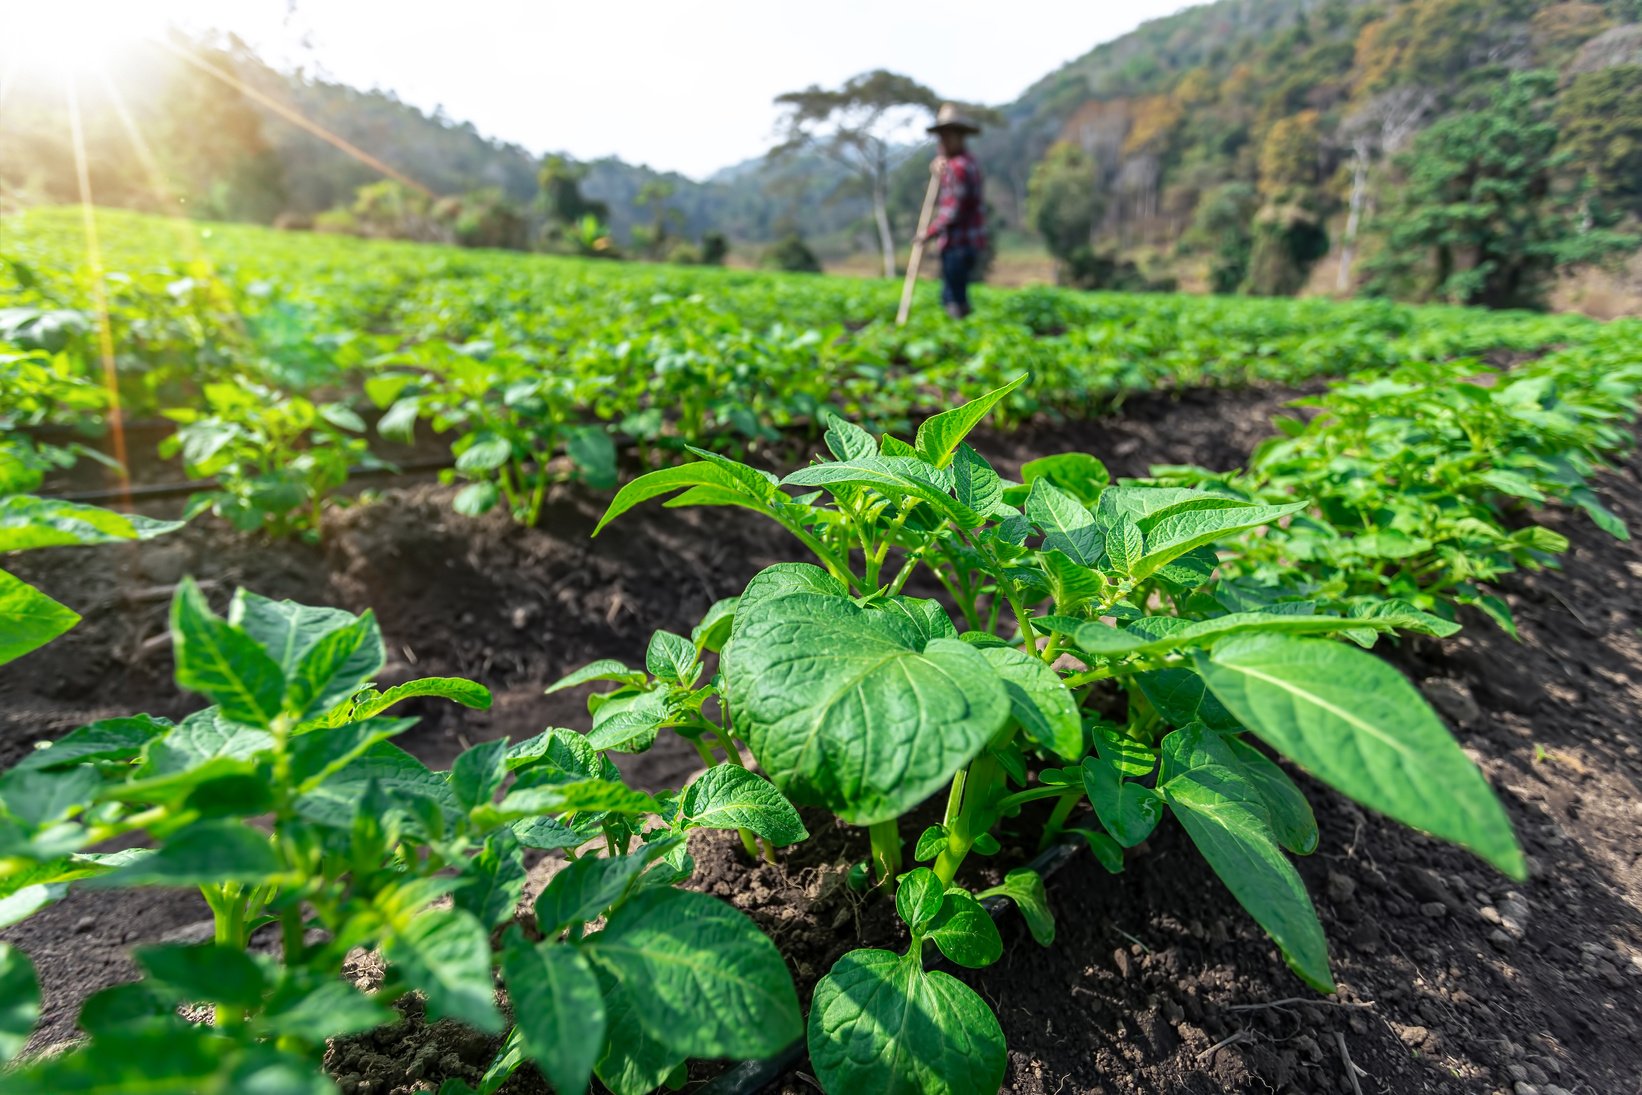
[924,157,961,241]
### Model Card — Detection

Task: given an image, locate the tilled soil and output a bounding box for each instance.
[3,383,1638,1095]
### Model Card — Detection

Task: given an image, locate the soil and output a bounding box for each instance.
[4,381,1638,1095]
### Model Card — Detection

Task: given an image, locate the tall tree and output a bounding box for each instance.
[1027,142,1104,284]
[1365,70,1635,309]
[770,71,942,278]
[1335,88,1432,291]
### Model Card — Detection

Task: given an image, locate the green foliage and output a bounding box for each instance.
[1028,142,1104,283]
[761,232,823,273]
[1555,65,1642,216]
[1365,70,1637,308]
[0,583,801,1093]
[591,379,1552,1092]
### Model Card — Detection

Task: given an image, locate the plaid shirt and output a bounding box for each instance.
[926,151,987,252]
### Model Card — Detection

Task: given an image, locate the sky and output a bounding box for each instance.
[4,0,1205,180]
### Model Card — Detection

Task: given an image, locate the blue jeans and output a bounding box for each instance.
[940,245,977,318]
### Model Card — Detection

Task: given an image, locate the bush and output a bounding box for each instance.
[762,233,822,273]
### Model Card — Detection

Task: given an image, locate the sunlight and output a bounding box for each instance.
[5,0,157,80]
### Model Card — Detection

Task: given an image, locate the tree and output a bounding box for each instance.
[1335,88,1433,290]
[762,232,822,274]
[1556,66,1642,217]
[1246,111,1329,296]
[1026,143,1104,284]
[436,189,528,250]
[632,179,684,259]
[537,155,608,230]
[770,70,942,278]
[1184,182,1258,294]
[1365,70,1635,309]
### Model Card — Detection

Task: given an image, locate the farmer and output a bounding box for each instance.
[925,103,987,320]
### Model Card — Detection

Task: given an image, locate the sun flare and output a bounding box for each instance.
[3,0,158,80]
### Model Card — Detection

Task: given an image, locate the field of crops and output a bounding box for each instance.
[2,206,1641,1095]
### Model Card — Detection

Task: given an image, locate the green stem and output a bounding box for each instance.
[868,819,902,886]
[933,753,1003,887]
[1038,791,1081,852]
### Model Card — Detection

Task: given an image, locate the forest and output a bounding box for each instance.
[3,0,1639,310]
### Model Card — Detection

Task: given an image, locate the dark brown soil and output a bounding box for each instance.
[4,383,1637,1095]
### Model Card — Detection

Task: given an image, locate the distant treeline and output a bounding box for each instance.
[3,3,1640,307]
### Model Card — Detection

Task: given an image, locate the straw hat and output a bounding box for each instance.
[928,103,981,135]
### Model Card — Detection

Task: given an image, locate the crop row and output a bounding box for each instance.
[1,331,1637,1091]
[0,207,1619,536]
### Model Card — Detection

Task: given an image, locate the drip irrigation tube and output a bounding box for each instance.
[698,834,1087,1095]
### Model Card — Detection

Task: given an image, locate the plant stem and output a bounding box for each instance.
[868,819,902,886]
[1038,791,1081,852]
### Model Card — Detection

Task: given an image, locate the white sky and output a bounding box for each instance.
[5,0,1205,179]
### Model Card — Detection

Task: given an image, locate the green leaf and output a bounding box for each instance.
[895,867,945,932]
[1027,479,1100,566]
[914,824,949,861]
[1223,736,1318,856]
[730,592,1009,826]
[678,765,807,846]
[587,887,801,1059]
[0,569,79,667]
[1198,635,1524,878]
[925,888,1002,968]
[977,645,1082,761]
[284,613,384,720]
[952,443,1007,516]
[1081,750,1162,848]
[1128,499,1307,580]
[988,868,1054,946]
[823,411,878,462]
[455,830,526,929]
[135,943,265,1011]
[288,717,416,791]
[501,938,605,1095]
[1039,550,1104,614]
[451,739,510,812]
[0,942,39,1064]
[913,373,1027,468]
[594,459,776,535]
[1020,452,1110,504]
[170,580,286,728]
[1135,667,1240,731]
[3,1021,230,1094]
[256,972,393,1043]
[0,495,181,552]
[593,970,685,1095]
[567,425,617,490]
[0,766,99,828]
[1161,754,1332,991]
[385,907,503,1032]
[1068,828,1125,873]
[544,659,643,695]
[12,715,170,772]
[295,743,457,833]
[781,455,984,529]
[453,481,500,516]
[1105,518,1144,575]
[534,849,657,936]
[644,629,697,686]
[456,434,511,472]
[349,676,492,719]
[86,820,285,887]
[76,982,171,1037]
[228,591,357,677]
[690,598,739,652]
[808,949,1005,1095]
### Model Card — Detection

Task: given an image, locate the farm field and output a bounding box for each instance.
[2,207,1641,1095]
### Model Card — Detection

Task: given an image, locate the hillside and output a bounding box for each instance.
[3,5,1638,307]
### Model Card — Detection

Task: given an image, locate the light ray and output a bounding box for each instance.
[155,36,436,198]
[66,71,131,508]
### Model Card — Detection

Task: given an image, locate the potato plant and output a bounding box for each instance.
[161,379,383,541]
[1155,341,1642,635]
[366,341,616,525]
[591,377,1525,1093]
[0,582,803,1094]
